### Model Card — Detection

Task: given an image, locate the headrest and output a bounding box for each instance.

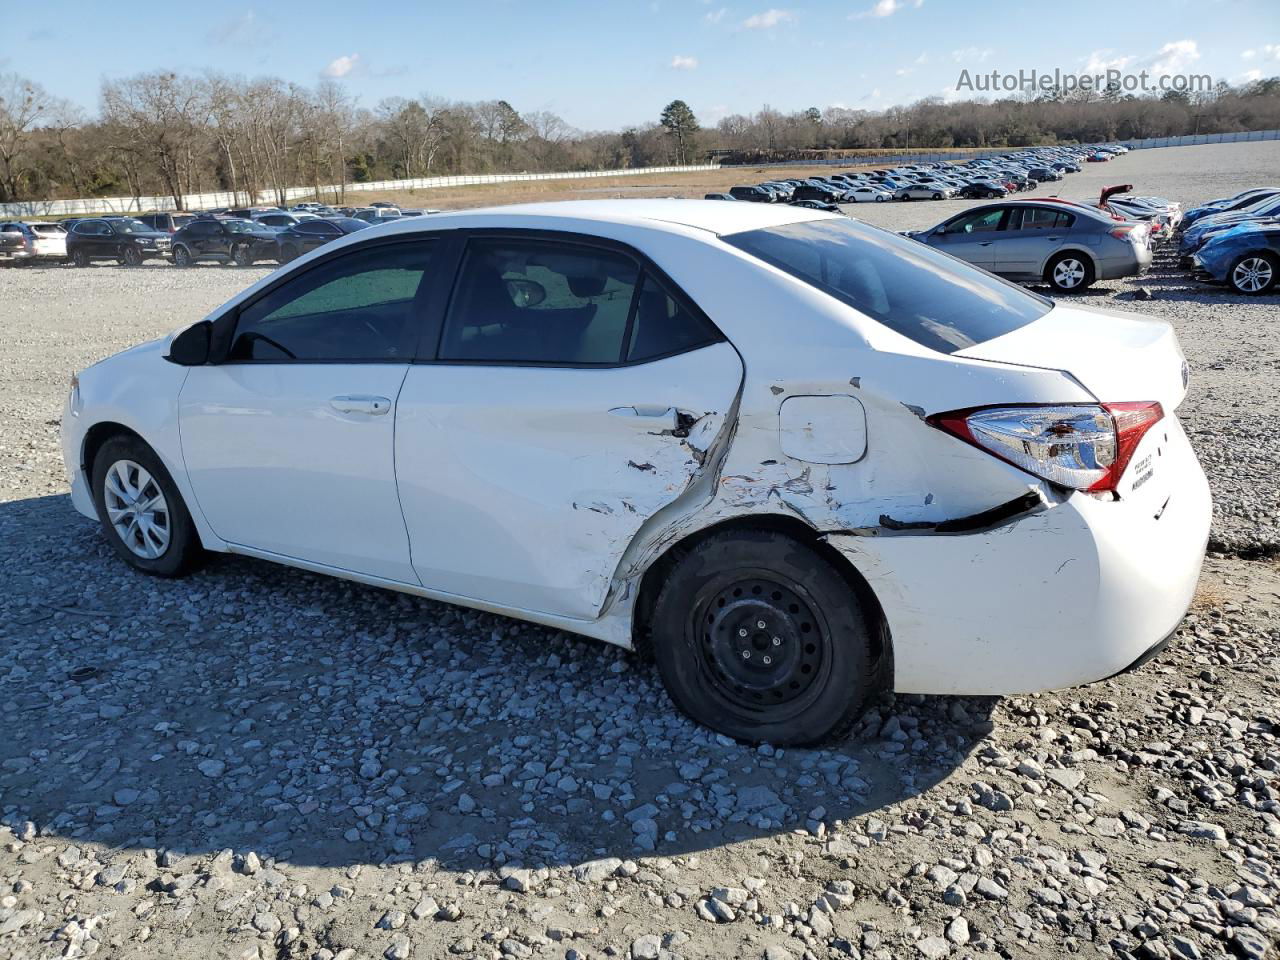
[566,274,607,298]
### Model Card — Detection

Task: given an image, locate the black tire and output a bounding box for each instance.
[232,243,254,267]
[91,435,203,578]
[1044,251,1095,293]
[932,193,943,200]
[1227,252,1277,296]
[280,243,300,263]
[649,530,880,745]
[172,245,193,267]
[121,245,142,267]
[70,248,89,268]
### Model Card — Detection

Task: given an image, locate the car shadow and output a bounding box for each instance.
[0,494,993,873]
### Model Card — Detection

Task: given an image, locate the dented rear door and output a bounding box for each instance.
[395,342,743,620]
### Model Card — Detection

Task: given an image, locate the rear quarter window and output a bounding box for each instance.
[723,218,1052,354]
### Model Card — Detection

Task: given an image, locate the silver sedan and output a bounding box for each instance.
[906,200,1153,293]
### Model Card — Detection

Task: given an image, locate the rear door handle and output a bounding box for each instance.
[978,241,993,246]
[609,406,678,430]
[330,395,391,416]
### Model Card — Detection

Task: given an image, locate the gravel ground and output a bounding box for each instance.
[1,140,1279,960]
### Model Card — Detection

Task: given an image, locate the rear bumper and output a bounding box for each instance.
[829,419,1211,696]
[1097,244,1152,280]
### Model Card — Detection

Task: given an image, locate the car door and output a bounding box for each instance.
[184,221,217,258]
[995,208,1073,278]
[926,207,1007,269]
[395,232,744,621]
[178,237,443,582]
[299,221,340,251]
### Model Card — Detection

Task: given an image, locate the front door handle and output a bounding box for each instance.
[609,406,678,430]
[978,241,993,246]
[330,395,391,416]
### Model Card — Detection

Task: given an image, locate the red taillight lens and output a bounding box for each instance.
[928,402,1163,494]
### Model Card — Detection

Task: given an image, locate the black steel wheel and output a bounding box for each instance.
[649,529,881,745]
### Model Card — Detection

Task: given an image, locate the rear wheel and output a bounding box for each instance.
[70,248,89,268]
[1228,253,1277,295]
[1045,252,1094,293]
[649,530,879,745]
[121,245,142,267]
[91,435,202,577]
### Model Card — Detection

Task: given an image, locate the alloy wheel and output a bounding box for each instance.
[103,459,170,560]
[1053,258,1086,289]
[1232,256,1274,293]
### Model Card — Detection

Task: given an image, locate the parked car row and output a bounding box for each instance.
[709,143,1132,210]
[0,200,443,268]
[1180,186,1280,295]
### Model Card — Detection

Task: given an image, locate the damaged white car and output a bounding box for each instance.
[61,200,1212,745]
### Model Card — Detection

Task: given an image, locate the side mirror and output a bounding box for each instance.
[505,278,547,308]
[166,320,212,366]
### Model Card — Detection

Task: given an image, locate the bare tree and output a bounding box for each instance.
[0,73,61,202]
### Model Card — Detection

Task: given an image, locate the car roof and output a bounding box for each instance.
[371,199,831,238]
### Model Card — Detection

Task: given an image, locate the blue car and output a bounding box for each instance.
[1191,222,1280,295]
[1180,188,1280,232]
[1179,194,1280,261]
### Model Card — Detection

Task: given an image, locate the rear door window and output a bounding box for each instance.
[724,218,1052,354]
[439,238,640,365]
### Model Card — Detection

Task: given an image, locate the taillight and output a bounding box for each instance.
[928,402,1164,493]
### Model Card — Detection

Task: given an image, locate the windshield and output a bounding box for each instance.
[723,217,1052,355]
[111,219,151,235]
[223,219,261,234]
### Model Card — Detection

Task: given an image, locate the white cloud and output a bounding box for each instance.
[671,55,699,70]
[704,6,728,22]
[1241,68,1264,82]
[1083,49,1134,73]
[742,8,793,28]
[1146,39,1200,75]
[914,52,929,64]
[850,0,922,19]
[323,54,359,78]
[951,46,993,64]
[860,88,882,101]
[1241,44,1280,62]
[895,67,912,76]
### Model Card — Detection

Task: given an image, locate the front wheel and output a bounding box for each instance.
[1045,252,1094,293]
[232,244,254,267]
[1228,253,1277,295]
[91,435,202,577]
[121,245,142,267]
[649,530,880,745]
[932,193,943,200]
[172,245,193,267]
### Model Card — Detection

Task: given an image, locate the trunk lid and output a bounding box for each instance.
[954,302,1188,413]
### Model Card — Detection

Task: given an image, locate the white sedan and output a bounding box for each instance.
[845,185,893,203]
[61,200,1211,745]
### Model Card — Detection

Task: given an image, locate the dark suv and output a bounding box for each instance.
[171,218,282,266]
[65,217,172,266]
[729,185,773,202]
[137,211,196,234]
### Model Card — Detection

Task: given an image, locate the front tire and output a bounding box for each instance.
[231,244,255,267]
[172,245,193,267]
[649,530,879,745]
[1228,253,1277,295]
[91,435,202,578]
[121,245,142,267]
[1045,252,1095,293]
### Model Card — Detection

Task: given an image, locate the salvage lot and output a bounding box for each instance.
[0,141,1279,960]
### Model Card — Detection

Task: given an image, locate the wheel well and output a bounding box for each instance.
[632,514,891,673]
[81,422,144,484]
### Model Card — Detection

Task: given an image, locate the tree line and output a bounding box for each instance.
[0,70,1277,207]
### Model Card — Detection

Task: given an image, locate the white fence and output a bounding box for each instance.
[0,164,722,218]
[1119,128,1279,150]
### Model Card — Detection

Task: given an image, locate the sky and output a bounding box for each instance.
[1,0,1277,131]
